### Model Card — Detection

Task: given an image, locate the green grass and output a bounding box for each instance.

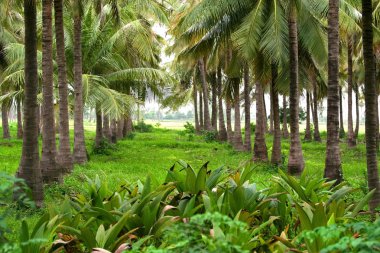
[0,122,372,242]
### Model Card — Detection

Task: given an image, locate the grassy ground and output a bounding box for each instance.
[0,121,371,242]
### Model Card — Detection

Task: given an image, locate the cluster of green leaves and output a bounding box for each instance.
[134,121,154,133]
[5,161,377,253]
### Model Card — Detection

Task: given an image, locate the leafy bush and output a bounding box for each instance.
[134,121,153,133]
[250,123,256,133]
[92,139,117,155]
[126,132,136,140]
[202,130,218,142]
[183,122,195,134]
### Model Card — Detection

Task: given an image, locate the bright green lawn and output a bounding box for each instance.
[0,122,372,241]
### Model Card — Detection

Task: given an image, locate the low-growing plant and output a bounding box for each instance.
[134,121,153,133]
[202,130,218,143]
[92,139,117,155]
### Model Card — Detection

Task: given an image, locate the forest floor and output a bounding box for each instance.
[0,122,371,242]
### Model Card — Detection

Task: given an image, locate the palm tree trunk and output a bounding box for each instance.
[347,35,356,146]
[243,64,251,151]
[117,118,124,139]
[40,0,60,184]
[362,0,380,210]
[16,0,43,207]
[304,92,312,141]
[226,99,233,143]
[17,100,23,139]
[312,71,322,142]
[123,117,127,138]
[271,64,281,164]
[103,114,111,141]
[253,82,268,161]
[324,0,343,183]
[269,96,274,135]
[54,0,73,173]
[193,82,200,133]
[111,119,117,143]
[211,72,218,130]
[2,103,10,139]
[288,6,304,175]
[94,104,103,148]
[282,95,289,138]
[339,86,345,138]
[199,90,204,130]
[217,67,227,141]
[198,58,211,130]
[73,12,88,164]
[355,85,360,138]
[232,78,244,150]
[263,92,268,133]
[126,116,133,134]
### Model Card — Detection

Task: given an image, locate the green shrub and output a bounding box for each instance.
[202,130,218,142]
[183,122,195,134]
[134,121,153,132]
[250,123,256,133]
[126,132,136,140]
[92,138,116,155]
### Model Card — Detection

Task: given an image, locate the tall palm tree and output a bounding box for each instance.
[304,92,312,141]
[198,58,211,131]
[282,95,289,139]
[54,0,73,173]
[271,64,281,164]
[217,67,227,141]
[16,0,43,207]
[1,101,10,139]
[347,35,356,146]
[362,0,380,210]
[312,69,322,142]
[40,0,59,183]
[253,81,268,162]
[243,63,251,151]
[324,0,343,183]
[72,2,88,164]
[288,5,304,175]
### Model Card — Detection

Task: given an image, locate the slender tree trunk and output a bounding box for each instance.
[232,78,244,150]
[111,119,117,143]
[263,92,268,133]
[324,0,343,183]
[269,95,274,135]
[288,6,304,175]
[339,86,345,138]
[304,92,312,141]
[217,67,227,141]
[54,0,73,173]
[117,118,124,139]
[193,82,200,133]
[16,0,43,207]
[199,91,204,130]
[73,12,87,164]
[103,114,111,141]
[40,0,59,184]
[211,72,218,130]
[2,103,10,139]
[243,64,251,151]
[199,59,211,130]
[17,100,23,139]
[94,105,103,148]
[226,99,233,143]
[271,65,281,164]
[347,35,356,146]
[253,82,268,161]
[282,95,289,138]
[362,0,380,210]
[355,85,360,138]
[122,117,127,138]
[126,116,133,134]
[312,71,322,142]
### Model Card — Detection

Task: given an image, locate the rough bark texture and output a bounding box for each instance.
[2,103,10,139]
[271,65,281,164]
[193,82,200,133]
[304,92,312,141]
[217,68,227,141]
[282,96,289,139]
[339,86,345,138]
[17,0,43,207]
[253,82,268,161]
[324,0,343,183]
[232,78,244,150]
[103,114,111,141]
[73,13,88,164]
[126,116,133,134]
[288,7,304,175]
[198,59,211,130]
[362,0,380,210]
[243,64,251,151]
[355,85,360,139]
[211,72,218,130]
[17,100,23,139]
[111,119,117,143]
[347,36,356,147]
[94,105,103,148]
[269,97,274,135]
[40,0,59,184]
[117,118,124,139]
[312,71,322,142]
[54,0,73,173]
[122,118,127,138]
[226,99,233,143]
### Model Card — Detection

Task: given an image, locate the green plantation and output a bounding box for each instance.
[1,123,378,252]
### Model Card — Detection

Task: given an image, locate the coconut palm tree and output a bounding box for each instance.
[16,0,43,207]
[362,0,380,210]
[324,0,343,183]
